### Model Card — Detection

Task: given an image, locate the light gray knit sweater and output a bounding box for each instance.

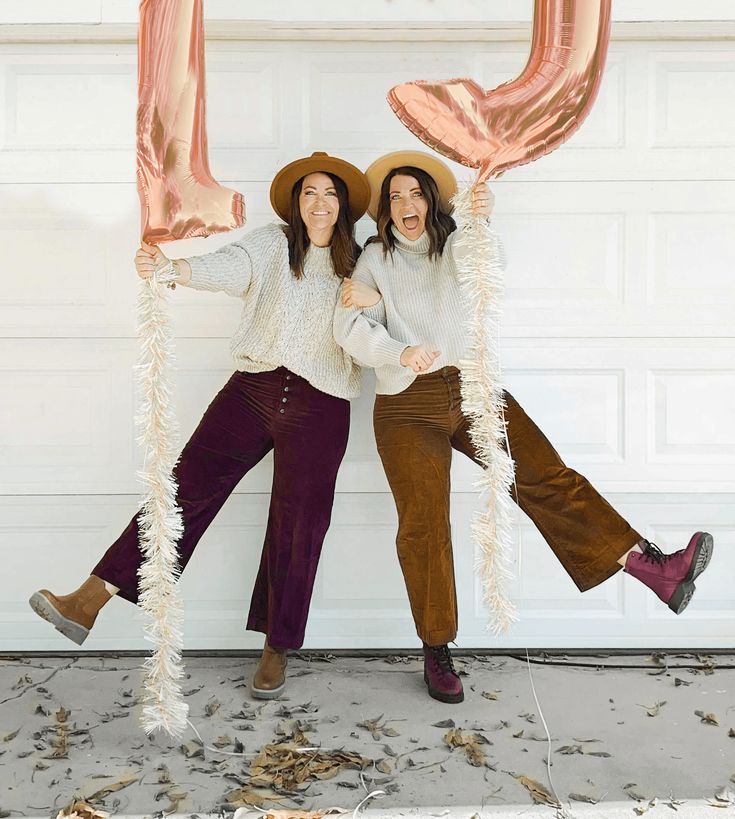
[186,223,361,400]
[333,225,505,395]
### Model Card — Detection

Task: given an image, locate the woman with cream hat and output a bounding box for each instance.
[334,150,713,704]
[31,152,370,700]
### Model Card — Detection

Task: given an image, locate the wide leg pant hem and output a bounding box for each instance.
[571,532,639,592]
[419,625,458,646]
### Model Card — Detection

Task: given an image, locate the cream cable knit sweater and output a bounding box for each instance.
[185,223,361,400]
[333,225,505,395]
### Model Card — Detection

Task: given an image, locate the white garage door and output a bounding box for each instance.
[1,13,733,651]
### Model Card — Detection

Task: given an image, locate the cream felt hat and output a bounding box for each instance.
[364,150,457,220]
[269,151,370,222]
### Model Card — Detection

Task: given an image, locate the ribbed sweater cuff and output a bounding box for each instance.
[362,300,384,321]
[374,336,409,367]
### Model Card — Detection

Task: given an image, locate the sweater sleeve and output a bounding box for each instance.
[182,225,283,298]
[333,260,408,369]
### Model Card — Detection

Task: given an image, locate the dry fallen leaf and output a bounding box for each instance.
[513,774,560,808]
[634,797,659,815]
[443,728,487,767]
[481,691,501,700]
[375,758,392,775]
[180,740,205,759]
[568,792,601,805]
[224,787,284,808]
[623,782,650,802]
[728,728,734,738]
[714,786,735,804]
[638,700,666,717]
[85,776,138,802]
[694,709,719,726]
[56,802,109,819]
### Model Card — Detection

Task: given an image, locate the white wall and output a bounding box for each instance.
[2,1,735,24]
[0,9,734,650]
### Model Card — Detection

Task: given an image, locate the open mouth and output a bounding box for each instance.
[312,211,330,216]
[402,215,419,230]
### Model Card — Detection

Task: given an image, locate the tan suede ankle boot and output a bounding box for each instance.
[29,575,113,645]
[251,641,288,699]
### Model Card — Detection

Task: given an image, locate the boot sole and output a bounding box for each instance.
[668,532,714,615]
[250,680,286,700]
[424,671,464,704]
[28,592,89,645]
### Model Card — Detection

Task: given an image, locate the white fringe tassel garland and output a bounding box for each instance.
[135,261,189,736]
[452,181,519,634]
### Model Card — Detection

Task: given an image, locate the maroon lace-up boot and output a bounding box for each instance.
[624,531,713,614]
[423,643,464,704]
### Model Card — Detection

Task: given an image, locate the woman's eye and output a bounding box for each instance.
[412,191,423,198]
[326,191,337,196]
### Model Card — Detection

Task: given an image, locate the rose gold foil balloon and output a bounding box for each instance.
[137,0,245,243]
[388,0,612,181]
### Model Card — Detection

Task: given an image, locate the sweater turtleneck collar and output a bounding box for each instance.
[391,224,431,255]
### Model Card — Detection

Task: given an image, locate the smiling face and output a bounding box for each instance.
[388,174,429,241]
[298,172,340,241]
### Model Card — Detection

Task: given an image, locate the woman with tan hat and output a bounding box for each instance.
[30,152,370,700]
[334,150,713,705]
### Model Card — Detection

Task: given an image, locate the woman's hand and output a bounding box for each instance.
[134,241,169,279]
[134,241,191,285]
[400,345,440,373]
[341,278,382,309]
[470,182,495,219]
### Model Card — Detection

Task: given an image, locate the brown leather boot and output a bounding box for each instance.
[251,641,288,699]
[29,575,113,645]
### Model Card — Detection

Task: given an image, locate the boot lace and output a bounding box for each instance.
[427,644,457,675]
[641,541,670,564]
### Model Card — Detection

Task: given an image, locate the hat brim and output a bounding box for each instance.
[365,151,458,221]
[269,154,371,223]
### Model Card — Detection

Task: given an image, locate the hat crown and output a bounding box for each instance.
[310,151,329,158]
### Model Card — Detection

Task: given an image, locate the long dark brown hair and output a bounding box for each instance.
[367,166,456,259]
[282,172,360,280]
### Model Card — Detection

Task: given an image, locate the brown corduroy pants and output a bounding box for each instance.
[373,366,641,645]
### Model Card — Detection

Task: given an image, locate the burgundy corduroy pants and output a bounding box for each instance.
[93,368,350,649]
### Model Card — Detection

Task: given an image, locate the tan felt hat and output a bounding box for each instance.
[364,150,457,220]
[269,151,370,222]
